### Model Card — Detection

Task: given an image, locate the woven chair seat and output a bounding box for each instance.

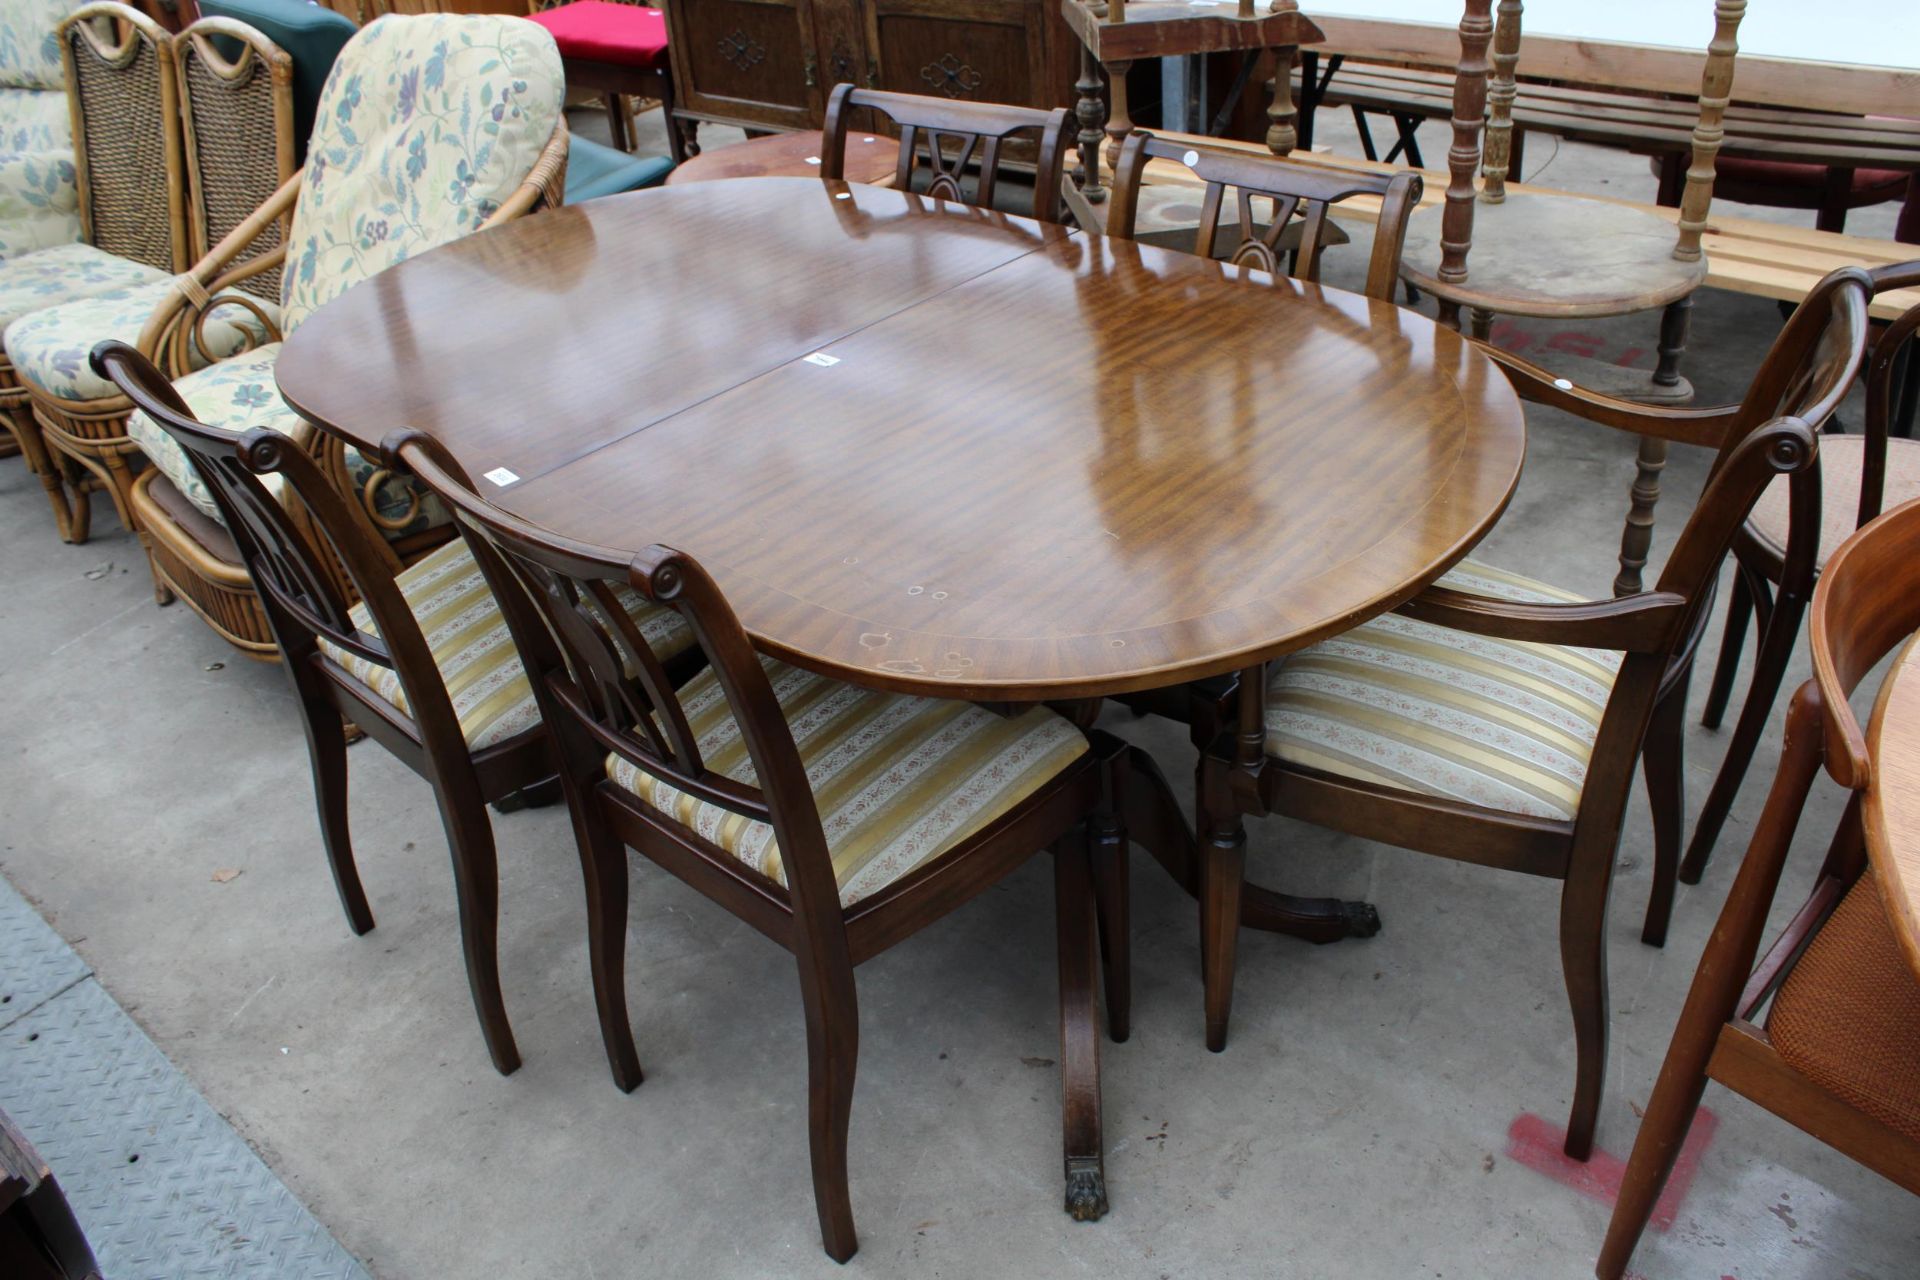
[318,537,694,753]
[1748,435,1920,567]
[606,657,1090,906]
[6,275,275,402]
[126,342,451,544]
[1264,559,1624,822]
[0,242,163,332]
[527,2,670,71]
[1768,873,1920,1145]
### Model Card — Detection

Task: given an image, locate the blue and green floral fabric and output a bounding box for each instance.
[129,342,449,542]
[5,275,277,401]
[0,149,78,258]
[280,13,563,332]
[0,87,67,152]
[0,242,160,331]
[0,0,66,91]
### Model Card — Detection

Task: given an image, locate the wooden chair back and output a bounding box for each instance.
[1107,129,1423,299]
[821,82,1073,223]
[389,430,851,931]
[58,1,187,272]
[176,16,297,300]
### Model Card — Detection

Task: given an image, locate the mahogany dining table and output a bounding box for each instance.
[274,175,1528,1219]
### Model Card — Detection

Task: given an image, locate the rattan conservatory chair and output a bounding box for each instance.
[35,13,568,658]
[0,3,189,536]
[0,0,83,264]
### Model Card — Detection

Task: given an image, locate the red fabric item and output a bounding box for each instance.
[1715,155,1909,196]
[527,2,670,71]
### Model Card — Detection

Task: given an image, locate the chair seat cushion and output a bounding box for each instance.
[128,342,451,544]
[1768,873,1920,1145]
[1748,435,1920,568]
[1264,559,1624,822]
[0,149,77,260]
[0,242,163,333]
[605,658,1089,906]
[0,2,68,91]
[527,2,670,70]
[5,274,276,401]
[0,87,70,152]
[565,134,672,201]
[319,536,694,753]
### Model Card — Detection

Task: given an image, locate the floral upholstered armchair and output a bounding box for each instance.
[0,0,81,262]
[116,13,566,657]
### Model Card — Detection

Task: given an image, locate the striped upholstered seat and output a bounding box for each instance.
[1265,560,1623,822]
[606,657,1090,906]
[318,537,693,752]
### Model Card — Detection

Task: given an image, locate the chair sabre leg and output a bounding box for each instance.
[1701,565,1753,730]
[1640,667,1690,947]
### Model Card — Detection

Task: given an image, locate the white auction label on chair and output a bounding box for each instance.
[483,466,520,487]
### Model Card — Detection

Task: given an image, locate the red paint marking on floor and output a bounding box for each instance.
[1503,1107,1719,1232]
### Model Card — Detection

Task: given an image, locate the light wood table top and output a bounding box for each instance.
[1866,634,1920,980]
[277,178,1527,702]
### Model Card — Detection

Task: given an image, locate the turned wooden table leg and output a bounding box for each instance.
[1469,306,1494,341]
[1265,43,1299,156]
[1055,829,1108,1222]
[1102,59,1134,176]
[1614,297,1693,596]
[1075,45,1107,204]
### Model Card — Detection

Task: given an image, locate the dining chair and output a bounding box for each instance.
[1597,497,1920,1279]
[116,12,563,658]
[1106,129,1422,300]
[525,0,686,164]
[0,2,189,541]
[93,338,698,1077]
[821,82,1074,223]
[391,428,1123,1261]
[1185,265,1873,1163]
[1678,265,1920,886]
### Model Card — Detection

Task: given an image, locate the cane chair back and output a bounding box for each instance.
[176,17,296,302]
[821,82,1073,223]
[58,2,185,272]
[1108,130,1423,300]
[1597,497,1920,1278]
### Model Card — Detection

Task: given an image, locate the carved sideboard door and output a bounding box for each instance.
[864,0,1052,108]
[665,0,827,131]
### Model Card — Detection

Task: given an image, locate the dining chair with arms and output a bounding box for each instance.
[1679,265,1920,886]
[821,82,1074,223]
[1106,130,1422,300]
[1190,265,1873,1162]
[92,338,697,1077]
[1597,495,1920,1279]
[390,427,1127,1261]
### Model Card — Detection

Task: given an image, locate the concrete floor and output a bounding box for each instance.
[1,105,1916,1279]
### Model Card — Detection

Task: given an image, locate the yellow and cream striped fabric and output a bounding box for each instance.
[1266,560,1623,822]
[605,657,1089,906]
[317,538,693,752]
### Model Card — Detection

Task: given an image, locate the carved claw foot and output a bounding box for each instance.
[1340,900,1383,939]
[1064,1159,1108,1221]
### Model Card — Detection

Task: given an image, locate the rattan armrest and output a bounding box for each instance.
[137,167,302,372]
[1481,345,1742,449]
[1395,583,1689,653]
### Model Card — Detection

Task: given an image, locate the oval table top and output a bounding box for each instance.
[663,131,898,188]
[1865,633,1920,981]
[276,177,1528,702]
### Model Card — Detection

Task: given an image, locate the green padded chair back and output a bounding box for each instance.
[195,0,355,161]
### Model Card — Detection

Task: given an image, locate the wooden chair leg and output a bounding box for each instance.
[603,91,630,151]
[1681,587,1807,886]
[1701,563,1753,730]
[796,935,859,1261]
[1560,842,1614,1161]
[100,449,139,534]
[1197,757,1247,1054]
[299,681,373,936]
[432,779,521,1076]
[1089,812,1131,1043]
[1055,828,1108,1222]
[1640,664,1691,948]
[572,788,642,1092]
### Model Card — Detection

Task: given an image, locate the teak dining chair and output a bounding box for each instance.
[821,82,1074,223]
[1191,266,1873,1162]
[391,429,1124,1262]
[1106,130,1422,299]
[94,339,698,1077]
[1597,497,1920,1279]
[1681,264,1920,883]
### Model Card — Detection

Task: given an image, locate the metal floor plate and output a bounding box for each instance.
[0,876,370,1279]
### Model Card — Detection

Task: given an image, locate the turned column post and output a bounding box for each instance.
[1074,43,1108,203]
[1438,0,1494,284]
[1264,0,1301,155]
[1674,0,1744,261]
[1103,58,1134,174]
[1480,0,1522,202]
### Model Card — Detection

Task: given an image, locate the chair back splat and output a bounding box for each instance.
[821,82,1074,223]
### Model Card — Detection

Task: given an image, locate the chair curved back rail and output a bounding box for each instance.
[1107,130,1423,301]
[821,82,1074,223]
[176,16,297,301]
[58,2,186,272]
